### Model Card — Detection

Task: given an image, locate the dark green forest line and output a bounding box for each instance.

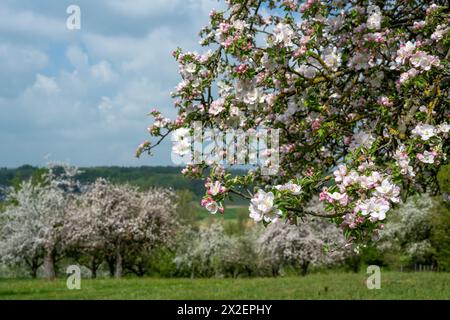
[0,165,249,204]
[0,166,200,198]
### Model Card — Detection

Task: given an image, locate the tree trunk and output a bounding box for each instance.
[26,257,41,279]
[30,266,38,279]
[43,251,56,280]
[91,258,97,279]
[106,257,115,277]
[138,265,146,277]
[115,246,123,278]
[301,261,310,276]
[272,265,279,277]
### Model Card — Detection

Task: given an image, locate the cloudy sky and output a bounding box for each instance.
[0,0,222,167]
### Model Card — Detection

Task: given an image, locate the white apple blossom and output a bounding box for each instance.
[172,140,191,156]
[176,79,189,92]
[232,19,249,31]
[276,98,301,123]
[370,198,390,221]
[322,46,342,71]
[209,97,225,115]
[357,197,390,221]
[333,165,348,183]
[409,51,440,70]
[395,41,416,65]
[235,78,264,106]
[375,179,401,203]
[411,123,437,141]
[327,192,349,206]
[358,171,382,189]
[272,22,295,47]
[394,145,416,177]
[431,24,449,41]
[274,181,302,195]
[348,52,370,70]
[416,150,436,164]
[297,64,318,78]
[217,81,233,97]
[249,189,282,223]
[207,181,226,196]
[184,62,197,74]
[153,117,170,128]
[437,123,450,134]
[326,13,345,31]
[342,171,360,187]
[398,68,419,84]
[205,200,219,214]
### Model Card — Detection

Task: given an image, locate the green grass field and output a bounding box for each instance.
[0,272,448,300]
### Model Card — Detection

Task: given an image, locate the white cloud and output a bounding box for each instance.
[66,46,89,71]
[97,78,173,128]
[105,0,219,18]
[0,6,66,40]
[91,61,118,82]
[33,74,60,95]
[98,96,113,111]
[105,0,180,17]
[0,44,48,73]
[0,44,48,98]
[0,0,222,167]
[82,27,179,76]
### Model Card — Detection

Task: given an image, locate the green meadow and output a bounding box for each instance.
[0,272,448,300]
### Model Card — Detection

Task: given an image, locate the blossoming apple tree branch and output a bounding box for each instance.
[137,0,449,243]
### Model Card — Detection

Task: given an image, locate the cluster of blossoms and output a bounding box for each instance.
[200,197,225,214]
[407,122,449,167]
[201,178,227,214]
[139,0,449,243]
[393,144,415,177]
[318,164,400,238]
[275,181,302,195]
[394,41,441,85]
[147,109,171,135]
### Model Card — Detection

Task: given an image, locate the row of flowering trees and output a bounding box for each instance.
[174,217,352,278]
[0,164,355,279]
[1,164,447,278]
[0,165,178,279]
[138,0,449,244]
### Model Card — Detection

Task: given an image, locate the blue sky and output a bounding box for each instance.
[0,0,222,167]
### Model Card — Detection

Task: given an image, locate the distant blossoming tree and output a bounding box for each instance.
[138,0,449,242]
[0,164,80,279]
[174,223,235,277]
[379,194,436,266]
[258,216,350,275]
[66,179,178,278]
